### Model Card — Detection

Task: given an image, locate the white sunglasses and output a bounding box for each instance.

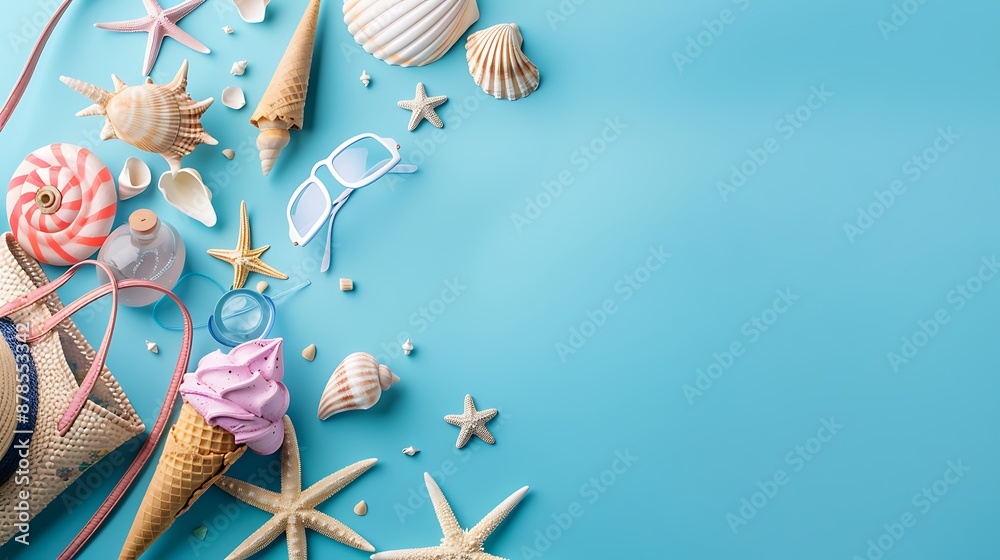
[286,133,417,271]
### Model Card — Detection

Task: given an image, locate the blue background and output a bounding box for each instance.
[2,0,998,558]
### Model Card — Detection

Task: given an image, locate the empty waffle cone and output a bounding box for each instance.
[251,0,321,175]
[119,403,246,560]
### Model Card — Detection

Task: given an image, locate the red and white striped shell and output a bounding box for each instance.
[6,144,117,265]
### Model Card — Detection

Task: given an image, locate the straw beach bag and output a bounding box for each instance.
[0,233,194,558]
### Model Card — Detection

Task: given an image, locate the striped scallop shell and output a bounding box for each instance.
[344,0,480,67]
[6,144,117,266]
[318,353,399,420]
[466,23,539,101]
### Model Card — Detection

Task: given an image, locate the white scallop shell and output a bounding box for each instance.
[233,0,269,23]
[318,352,399,420]
[118,157,151,200]
[466,23,539,101]
[222,86,246,110]
[343,0,480,67]
[157,168,217,227]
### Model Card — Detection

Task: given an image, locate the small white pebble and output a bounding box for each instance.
[354,500,368,516]
[256,280,268,293]
[145,340,158,354]
[223,25,234,34]
[402,338,413,356]
[222,148,236,160]
[402,446,419,456]
[339,278,353,291]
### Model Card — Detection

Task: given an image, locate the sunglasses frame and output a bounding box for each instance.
[286,133,402,247]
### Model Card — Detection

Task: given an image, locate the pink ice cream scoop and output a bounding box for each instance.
[180,338,290,454]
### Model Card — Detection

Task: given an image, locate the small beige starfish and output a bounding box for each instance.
[444,394,498,448]
[216,416,377,560]
[208,200,289,289]
[371,472,528,560]
[397,82,447,131]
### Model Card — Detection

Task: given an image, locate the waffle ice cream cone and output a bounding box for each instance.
[119,403,245,559]
[251,0,321,175]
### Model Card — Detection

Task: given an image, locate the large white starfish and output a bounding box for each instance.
[215,416,377,560]
[371,473,529,560]
[95,0,210,75]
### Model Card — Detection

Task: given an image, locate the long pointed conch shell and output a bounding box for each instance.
[343,0,479,67]
[61,61,217,172]
[250,0,320,176]
[318,352,399,420]
[157,168,217,227]
[466,23,539,101]
[118,157,151,200]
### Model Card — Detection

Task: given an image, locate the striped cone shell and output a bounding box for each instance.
[6,144,116,265]
[318,352,399,420]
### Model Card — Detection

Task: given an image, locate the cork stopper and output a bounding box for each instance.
[129,209,159,234]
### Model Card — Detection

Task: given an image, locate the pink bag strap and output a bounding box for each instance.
[0,0,75,132]
[0,260,120,436]
[0,261,194,560]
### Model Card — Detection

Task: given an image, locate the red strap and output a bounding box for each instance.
[56,279,193,560]
[0,0,75,132]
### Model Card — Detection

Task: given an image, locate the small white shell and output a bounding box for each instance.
[118,157,151,200]
[360,70,370,87]
[340,278,354,291]
[402,338,413,356]
[466,23,539,101]
[145,340,159,353]
[343,0,480,67]
[230,60,248,76]
[318,352,399,419]
[158,168,217,227]
[233,0,269,23]
[223,26,234,34]
[222,148,236,160]
[222,86,246,110]
[402,446,419,456]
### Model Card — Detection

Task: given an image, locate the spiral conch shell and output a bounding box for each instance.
[344,0,480,67]
[466,23,539,101]
[6,144,116,265]
[60,60,217,172]
[318,353,399,420]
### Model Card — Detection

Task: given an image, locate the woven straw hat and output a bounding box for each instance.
[0,337,18,459]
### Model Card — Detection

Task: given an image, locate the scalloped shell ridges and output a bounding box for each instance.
[466,23,539,101]
[344,0,480,67]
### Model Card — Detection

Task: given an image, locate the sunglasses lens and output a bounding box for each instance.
[289,181,329,238]
[332,137,394,185]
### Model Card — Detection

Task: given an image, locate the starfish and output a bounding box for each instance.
[371,472,528,560]
[216,416,378,560]
[444,394,498,449]
[208,200,289,289]
[95,0,211,76]
[397,82,447,131]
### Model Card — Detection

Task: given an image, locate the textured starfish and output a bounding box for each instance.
[371,472,528,560]
[95,0,210,75]
[208,201,289,289]
[397,82,447,131]
[216,416,377,560]
[444,394,498,449]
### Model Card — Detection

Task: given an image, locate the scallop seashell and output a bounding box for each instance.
[157,168,217,227]
[118,157,151,200]
[234,0,269,23]
[222,86,246,109]
[466,23,539,101]
[6,144,117,265]
[343,0,480,67]
[60,60,217,172]
[318,352,399,420]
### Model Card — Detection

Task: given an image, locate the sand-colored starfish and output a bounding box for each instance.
[208,201,289,289]
[397,82,447,131]
[216,416,377,560]
[371,473,528,560]
[444,394,498,449]
[95,0,211,75]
